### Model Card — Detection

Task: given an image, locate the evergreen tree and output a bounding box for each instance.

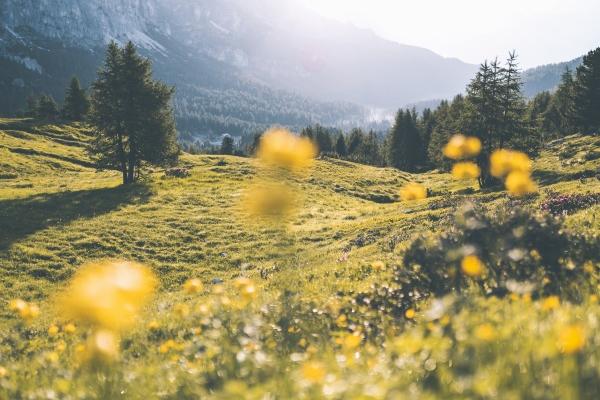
[25,95,38,118]
[62,76,90,121]
[386,109,422,172]
[551,68,577,135]
[335,134,347,157]
[89,42,179,185]
[36,94,59,120]
[573,47,600,134]
[347,128,364,155]
[419,108,436,164]
[220,135,234,155]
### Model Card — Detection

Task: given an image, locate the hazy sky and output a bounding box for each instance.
[301,0,600,68]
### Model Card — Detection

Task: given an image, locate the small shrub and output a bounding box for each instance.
[164,167,191,178]
[541,192,600,215]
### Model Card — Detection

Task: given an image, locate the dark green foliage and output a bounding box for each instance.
[574,47,600,134]
[220,135,234,155]
[62,76,90,121]
[335,134,347,157]
[36,94,59,120]
[427,96,467,170]
[351,203,600,325]
[89,42,179,185]
[385,109,422,172]
[400,203,598,301]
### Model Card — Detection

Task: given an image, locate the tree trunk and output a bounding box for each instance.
[117,133,128,185]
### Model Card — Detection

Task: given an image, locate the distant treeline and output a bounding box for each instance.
[213,48,598,186]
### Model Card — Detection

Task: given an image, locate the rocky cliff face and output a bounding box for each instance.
[1,0,162,47]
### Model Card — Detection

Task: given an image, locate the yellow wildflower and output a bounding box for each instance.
[341,333,362,351]
[541,296,560,311]
[233,277,257,302]
[400,182,427,201]
[85,330,119,364]
[405,308,416,319]
[558,325,586,354]
[59,260,156,331]
[174,303,190,318]
[461,255,485,277]
[505,171,537,196]
[243,182,297,219]
[0,366,6,378]
[301,361,326,384]
[48,324,60,337]
[371,261,386,271]
[63,323,76,335]
[183,278,203,294]
[443,135,482,160]
[147,320,160,330]
[490,149,532,178]
[45,352,59,364]
[451,162,481,180]
[474,324,496,342]
[257,128,317,170]
[9,299,39,322]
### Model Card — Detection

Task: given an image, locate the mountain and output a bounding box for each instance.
[522,57,583,97]
[0,0,478,136]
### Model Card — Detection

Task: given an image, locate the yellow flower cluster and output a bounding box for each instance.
[257,128,317,170]
[60,260,157,331]
[400,182,427,201]
[8,299,39,322]
[443,135,482,160]
[444,135,482,181]
[183,278,203,294]
[490,150,537,196]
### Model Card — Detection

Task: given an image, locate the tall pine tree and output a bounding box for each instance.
[90,42,179,185]
[62,76,90,121]
[573,47,600,134]
[386,109,422,172]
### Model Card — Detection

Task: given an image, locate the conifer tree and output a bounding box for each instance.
[347,128,364,155]
[386,109,422,172]
[335,134,347,157]
[89,41,179,185]
[220,135,234,155]
[36,94,59,120]
[551,68,577,135]
[573,47,600,134]
[62,76,90,121]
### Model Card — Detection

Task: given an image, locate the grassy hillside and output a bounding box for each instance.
[0,119,599,398]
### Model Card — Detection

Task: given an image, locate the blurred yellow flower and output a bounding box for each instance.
[174,303,190,318]
[183,278,203,294]
[159,339,182,354]
[243,182,297,219]
[9,299,39,322]
[400,182,427,201]
[541,296,560,311]
[461,255,485,277]
[257,128,317,170]
[490,149,532,178]
[558,325,586,354]
[85,330,119,364]
[63,323,76,335]
[443,135,482,160]
[451,162,481,180]
[371,261,386,271]
[233,277,257,302]
[341,333,362,351]
[405,308,416,319]
[48,324,59,337]
[474,324,496,342]
[59,260,156,331]
[147,320,160,330]
[505,171,537,197]
[301,361,326,384]
[0,366,6,378]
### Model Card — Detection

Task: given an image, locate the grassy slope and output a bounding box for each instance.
[1,118,599,313]
[0,119,599,398]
